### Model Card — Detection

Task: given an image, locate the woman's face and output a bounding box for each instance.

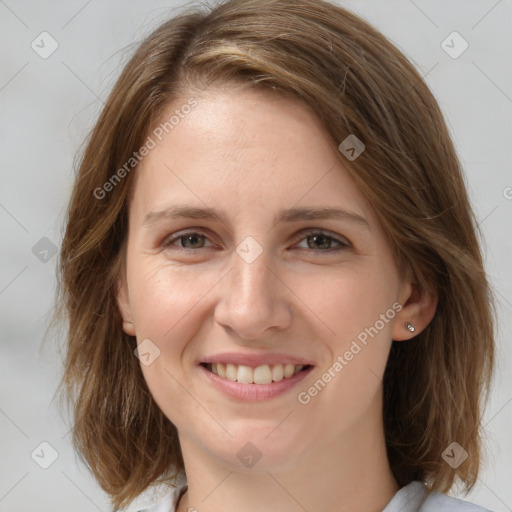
[117,84,418,472]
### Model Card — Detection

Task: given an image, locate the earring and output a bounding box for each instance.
[405,322,415,333]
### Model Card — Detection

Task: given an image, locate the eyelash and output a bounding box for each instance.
[162,229,350,254]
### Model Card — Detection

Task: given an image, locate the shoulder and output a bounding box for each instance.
[119,472,188,512]
[133,484,188,512]
[383,481,493,512]
[421,490,493,512]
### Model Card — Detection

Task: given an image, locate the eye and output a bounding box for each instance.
[163,230,214,250]
[295,230,350,253]
[162,229,350,253]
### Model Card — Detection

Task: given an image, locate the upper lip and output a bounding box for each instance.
[200,352,315,367]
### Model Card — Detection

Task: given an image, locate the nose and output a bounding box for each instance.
[213,246,292,340]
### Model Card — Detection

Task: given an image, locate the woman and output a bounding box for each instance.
[56,1,495,511]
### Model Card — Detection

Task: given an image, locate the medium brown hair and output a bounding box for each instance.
[55,0,495,508]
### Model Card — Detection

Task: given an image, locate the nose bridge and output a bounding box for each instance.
[230,242,277,312]
[233,247,273,301]
[214,240,291,338]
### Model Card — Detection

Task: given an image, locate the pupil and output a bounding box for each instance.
[183,234,203,248]
[311,235,329,249]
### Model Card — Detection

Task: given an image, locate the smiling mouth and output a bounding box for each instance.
[200,362,312,385]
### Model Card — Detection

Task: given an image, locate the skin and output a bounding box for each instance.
[116,83,437,512]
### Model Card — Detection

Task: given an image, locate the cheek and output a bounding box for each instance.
[296,263,398,406]
[129,263,219,428]
[295,263,399,353]
[291,269,398,431]
[129,261,214,343]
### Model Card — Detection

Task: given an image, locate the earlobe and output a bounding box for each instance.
[115,276,136,337]
[392,280,438,341]
[404,322,416,333]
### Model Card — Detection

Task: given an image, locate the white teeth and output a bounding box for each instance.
[253,365,272,384]
[283,363,295,378]
[237,365,253,384]
[217,363,226,378]
[271,364,284,382]
[226,363,238,381]
[208,362,307,384]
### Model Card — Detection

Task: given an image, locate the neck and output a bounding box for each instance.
[176,403,399,512]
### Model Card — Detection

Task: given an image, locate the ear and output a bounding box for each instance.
[392,271,438,341]
[115,274,136,337]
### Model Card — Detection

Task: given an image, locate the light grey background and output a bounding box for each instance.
[1,1,511,511]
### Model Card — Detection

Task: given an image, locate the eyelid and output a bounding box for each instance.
[294,228,351,249]
[162,228,351,252]
[162,228,216,249]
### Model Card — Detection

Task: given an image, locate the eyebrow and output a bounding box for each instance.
[143,205,369,229]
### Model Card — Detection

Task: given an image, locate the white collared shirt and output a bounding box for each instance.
[131,477,491,512]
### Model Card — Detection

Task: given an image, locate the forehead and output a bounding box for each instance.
[129,85,375,225]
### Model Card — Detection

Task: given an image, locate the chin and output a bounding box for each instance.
[204,428,307,473]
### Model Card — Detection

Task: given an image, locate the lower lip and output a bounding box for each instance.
[199,364,314,401]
